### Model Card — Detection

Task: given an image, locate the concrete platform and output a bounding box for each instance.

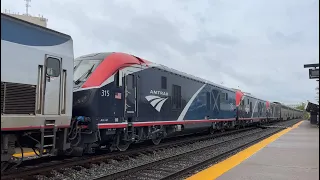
[187,120,319,180]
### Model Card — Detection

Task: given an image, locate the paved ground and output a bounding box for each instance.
[217,120,319,180]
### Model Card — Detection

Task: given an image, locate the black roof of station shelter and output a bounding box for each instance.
[305,101,319,114]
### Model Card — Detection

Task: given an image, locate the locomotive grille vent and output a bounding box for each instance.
[1,81,36,115]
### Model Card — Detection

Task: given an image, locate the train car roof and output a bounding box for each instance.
[77,52,238,93]
[77,51,304,110]
[154,64,237,93]
[76,52,306,111]
[1,13,72,40]
[243,92,266,101]
[230,89,267,102]
[273,101,303,112]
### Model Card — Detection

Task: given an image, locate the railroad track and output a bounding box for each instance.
[1,127,256,180]
[93,128,282,180]
[1,119,300,180]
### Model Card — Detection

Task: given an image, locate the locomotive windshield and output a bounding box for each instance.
[73,59,102,85]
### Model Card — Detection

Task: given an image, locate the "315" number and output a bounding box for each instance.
[101,90,110,97]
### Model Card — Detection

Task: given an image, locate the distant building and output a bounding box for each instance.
[3,11,47,27]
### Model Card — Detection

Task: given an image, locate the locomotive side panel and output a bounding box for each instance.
[125,66,237,130]
[269,102,276,119]
[136,66,204,122]
[280,105,288,120]
[69,52,301,155]
[238,95,267,122]
[1,13,74,130]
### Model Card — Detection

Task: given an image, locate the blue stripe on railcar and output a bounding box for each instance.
[1,14,70,46]
[184,85,236,120]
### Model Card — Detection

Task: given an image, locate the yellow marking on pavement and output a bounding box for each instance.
[186,121,303,180]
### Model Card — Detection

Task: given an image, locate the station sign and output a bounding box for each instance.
[309,69,319,79]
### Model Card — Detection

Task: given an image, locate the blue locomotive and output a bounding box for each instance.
[70,52,303,154]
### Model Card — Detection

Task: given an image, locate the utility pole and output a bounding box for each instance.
[25,0,31,15]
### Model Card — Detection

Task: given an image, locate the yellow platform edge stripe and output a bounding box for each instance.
[13,149,47,158]
[186,121,304,180]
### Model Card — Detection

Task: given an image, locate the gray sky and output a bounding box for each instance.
[2,0,319,104]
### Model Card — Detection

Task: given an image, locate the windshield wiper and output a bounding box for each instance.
[74,65,95,85]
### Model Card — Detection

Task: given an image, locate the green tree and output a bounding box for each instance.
[296,102,310,119]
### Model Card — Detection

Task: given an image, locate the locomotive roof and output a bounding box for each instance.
[154,63,237,93]
[76,52,238,93]
[231,89,265,101]
[76,52,303,112]
[76,52,113,61]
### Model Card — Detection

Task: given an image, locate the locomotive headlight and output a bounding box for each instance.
[76,95,88,104]
[73,93,90,106]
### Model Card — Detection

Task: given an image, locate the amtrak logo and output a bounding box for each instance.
[145,95,168,112]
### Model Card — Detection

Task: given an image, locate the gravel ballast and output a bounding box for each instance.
[28,119,301,180]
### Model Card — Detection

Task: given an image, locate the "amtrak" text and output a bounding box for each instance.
[150,90,168,96]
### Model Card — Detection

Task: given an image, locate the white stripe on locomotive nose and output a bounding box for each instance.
[177,83,207,121]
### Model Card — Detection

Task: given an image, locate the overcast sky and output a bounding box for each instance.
[2,0,319,105]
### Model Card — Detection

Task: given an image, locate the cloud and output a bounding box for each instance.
[267,31,304,45]
[1,0,319,105]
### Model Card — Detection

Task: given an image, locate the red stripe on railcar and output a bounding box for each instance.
[235,90,244,106]
[82,52,150,88]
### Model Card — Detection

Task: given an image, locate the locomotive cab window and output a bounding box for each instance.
[161,76,167,89]
[73,59,102,85]
[46,57,61,77]
[114,71,121,87]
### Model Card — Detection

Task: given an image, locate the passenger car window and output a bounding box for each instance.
[46,57,61,77]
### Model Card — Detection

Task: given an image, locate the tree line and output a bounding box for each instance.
[295,102,310,119]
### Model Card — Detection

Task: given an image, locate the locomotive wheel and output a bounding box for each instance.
[115,132,131,151]
[1,161,17,172]
[1,162,9,172]
[116,140,131,151]
[209,126,215,134]
[151,136,162,145]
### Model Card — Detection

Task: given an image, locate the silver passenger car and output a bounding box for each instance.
[1,13,74,165]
